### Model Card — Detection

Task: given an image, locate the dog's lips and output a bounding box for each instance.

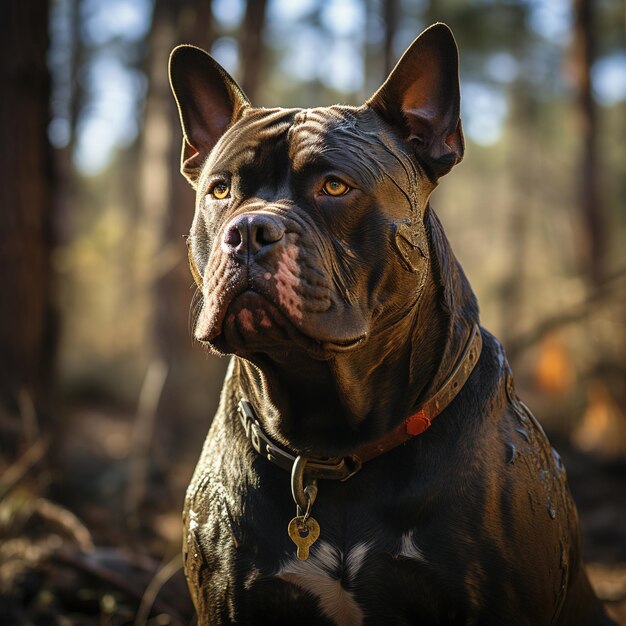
[204,289,367,357]
[319,335,366,352]
[195,282,247,342]
[227,291,278,335]
[196,285,279,343]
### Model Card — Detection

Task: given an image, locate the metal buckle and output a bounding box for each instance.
[305,455,362,481]
[238,399,362,481]
[238,400,295,472]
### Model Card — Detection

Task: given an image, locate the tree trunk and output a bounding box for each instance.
[0,1,55,435]
[499,83,533,347]
[138,0,227,486]
[240,0,269,102]
[383,0,399,75]
[573,0,604,286]
[149,0,215,385]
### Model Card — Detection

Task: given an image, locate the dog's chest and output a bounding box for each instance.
[275,540,373,626]
[256,527,428,626]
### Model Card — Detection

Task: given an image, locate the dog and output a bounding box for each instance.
[168,23,614,626]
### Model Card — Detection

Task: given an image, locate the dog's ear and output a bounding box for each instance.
[367,23,464,180]
[169,45,249,187]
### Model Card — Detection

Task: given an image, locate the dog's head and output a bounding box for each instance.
[169,24,463,364]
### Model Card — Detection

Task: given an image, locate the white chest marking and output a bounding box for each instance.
[277,541,371,626]
[397,530,427,563]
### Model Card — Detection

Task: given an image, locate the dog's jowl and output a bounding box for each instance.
[169,23,614,626]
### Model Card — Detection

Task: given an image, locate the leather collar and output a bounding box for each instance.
[238,324,482,482]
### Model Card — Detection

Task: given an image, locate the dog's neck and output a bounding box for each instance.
[424,206,480,393]
[230,205,479,458]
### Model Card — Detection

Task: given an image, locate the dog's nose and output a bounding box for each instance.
[222,213,286,258]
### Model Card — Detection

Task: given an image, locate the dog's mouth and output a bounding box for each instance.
[199,289,366,359]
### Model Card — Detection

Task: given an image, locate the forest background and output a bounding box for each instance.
[1,0,626,623]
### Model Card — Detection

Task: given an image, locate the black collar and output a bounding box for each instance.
[237,323,482,483]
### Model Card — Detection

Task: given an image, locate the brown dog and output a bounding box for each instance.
[169,23,614,626]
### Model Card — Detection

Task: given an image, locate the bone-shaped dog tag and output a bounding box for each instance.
[287,516,320,560]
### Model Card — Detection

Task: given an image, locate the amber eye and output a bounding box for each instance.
[322,178,350,196]
[210,182,230,199]
[186,240,203,287]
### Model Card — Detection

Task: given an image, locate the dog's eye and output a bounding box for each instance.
[209,182,230,200]
[322,178,350,196]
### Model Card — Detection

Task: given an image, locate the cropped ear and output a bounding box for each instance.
[367,23,464,180]
[169,45,249,187]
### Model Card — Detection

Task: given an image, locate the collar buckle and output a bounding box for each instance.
[237,324,482,476]
[238,400,362,481]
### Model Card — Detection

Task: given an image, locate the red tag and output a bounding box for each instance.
[405,410,431,436]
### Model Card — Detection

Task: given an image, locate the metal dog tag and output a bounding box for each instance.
[287,516,320,560]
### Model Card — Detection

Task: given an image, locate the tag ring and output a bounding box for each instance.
[291,456,317,514]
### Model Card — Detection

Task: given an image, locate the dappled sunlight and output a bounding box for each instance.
[2,0,625,623]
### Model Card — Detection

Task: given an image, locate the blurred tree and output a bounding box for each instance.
[138,0,227,490]
[240,0,269,102]
[572,0,605,286]
[68,0,85,152]
[150,0,215,366]
[363,0,382,95]
[0,0,56,443]
[143,0,211,378]
[498,81,533,347]
[383,0,399,75]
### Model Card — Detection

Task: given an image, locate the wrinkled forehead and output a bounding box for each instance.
[287,106,382,172]
[205,104,412,186]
